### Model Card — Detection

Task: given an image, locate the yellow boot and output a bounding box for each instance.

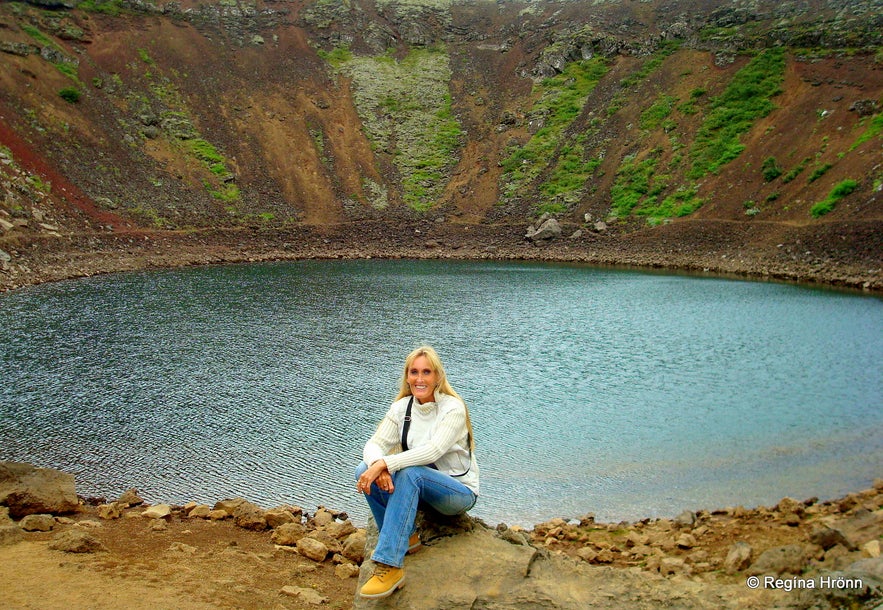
[359,563,405,599]
[407,532,422,554]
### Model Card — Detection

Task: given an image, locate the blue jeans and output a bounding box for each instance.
[355,462,477,568]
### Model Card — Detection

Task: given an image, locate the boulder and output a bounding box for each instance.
[232,500,268,531]
[810,524,855,551]
[0,524,24,546]
[724,541,753,574]
[141,504,172,520]
[0,462,79,518]
[271,522,307,546]
[342,530,367,564]
[264,507,297,528]
[116,489,144,507]
[281,585,328,605]
[97,502,123,520]
[351,512,763,609]
[48,529,106,553]
[187,504,212,519]
[20,513,55,532]
[747,544,807,576]
[297,536,330,562]
[525,218,562,242]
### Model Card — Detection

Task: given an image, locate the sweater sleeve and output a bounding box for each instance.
[362,410,401,466]
[383,408,466,474]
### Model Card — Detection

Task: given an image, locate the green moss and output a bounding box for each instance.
[137,48,155,65]
[689,47,786,178]
[782,157,811,183]
[610,154,659,217]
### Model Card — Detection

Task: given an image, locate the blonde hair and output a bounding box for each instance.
[396,345,475,451]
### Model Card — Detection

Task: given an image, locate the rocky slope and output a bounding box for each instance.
[0,0,880,290]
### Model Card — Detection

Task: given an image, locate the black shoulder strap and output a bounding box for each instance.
[401,396,414,451]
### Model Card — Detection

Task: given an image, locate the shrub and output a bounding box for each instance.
[811,179,858,217]
[807,163,833,183]
[59,87,81,103]
[761,156,782,181]
[782,157,811,183]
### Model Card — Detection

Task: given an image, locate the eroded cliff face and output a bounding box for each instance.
[0,0,880,283]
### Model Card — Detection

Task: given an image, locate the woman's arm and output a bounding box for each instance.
[383,408,466,473]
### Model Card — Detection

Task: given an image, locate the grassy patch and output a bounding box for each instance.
[338,47,464,211]
[21,24,54,48]
[640,95,678,131]
[811,179,858,217]
[78,0,124,15]
[500,58,608,204]
[317,46,353,68]
[639,186,704,222]
[850,113,882,150]
[610,154,659,217]
[689,48,786,178]
[619,40,681,89]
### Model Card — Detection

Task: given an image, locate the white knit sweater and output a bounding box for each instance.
[363,390,479,495]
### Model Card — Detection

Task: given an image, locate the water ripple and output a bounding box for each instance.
[1,260,881,526]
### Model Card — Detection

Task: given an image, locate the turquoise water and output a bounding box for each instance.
[1,260,881,526]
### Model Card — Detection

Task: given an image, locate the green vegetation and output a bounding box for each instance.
[689,47,786,178]
[782,157,811,183]
[807,163,833,183]
[187,139,227,176]
[640,95,678,131]
[78,0,124,15]
[761,156,782,181]
[619,40,681,89]
[850,113,882,150]
[58,87,81,103]
[317,46,353,68]
[501,58,608,207]
[21,24,54,48]
[337,46,463,211]
[678,88,706,115]
[641,186,703,223]
[811,179,859,217]
[137,49,155,65]
[610,154,659,217]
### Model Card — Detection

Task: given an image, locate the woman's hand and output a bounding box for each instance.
[358,459,394,495]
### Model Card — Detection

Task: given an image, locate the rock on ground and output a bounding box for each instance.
[0,462,79,518]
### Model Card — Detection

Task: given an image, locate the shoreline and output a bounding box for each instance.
[2,462,881,608]
[2,220,881,294]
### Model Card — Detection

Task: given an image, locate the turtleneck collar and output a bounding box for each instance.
[414,390,441,412]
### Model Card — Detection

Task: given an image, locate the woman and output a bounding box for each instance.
[355,345,479,599]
